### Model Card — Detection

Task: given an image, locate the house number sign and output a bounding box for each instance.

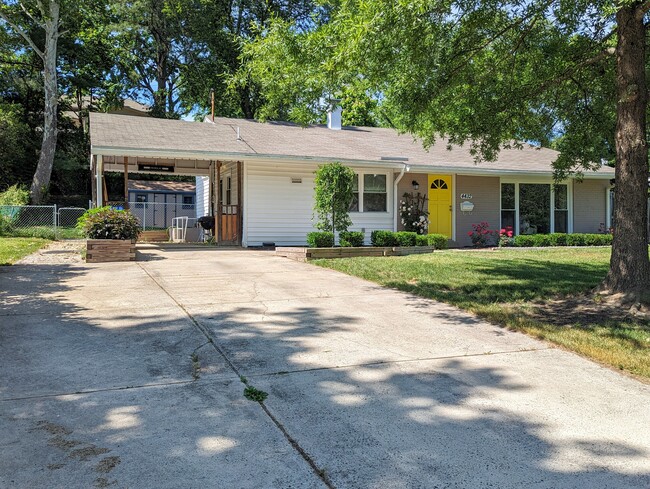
[460,193,473,199]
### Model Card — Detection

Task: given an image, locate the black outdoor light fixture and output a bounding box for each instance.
[412,180,419,190]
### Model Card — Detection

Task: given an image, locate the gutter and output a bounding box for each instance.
[91,145,615,179]
[393,164,407,231]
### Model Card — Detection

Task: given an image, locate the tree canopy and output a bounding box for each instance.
[240,0,650,300]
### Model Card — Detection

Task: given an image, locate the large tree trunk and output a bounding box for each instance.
[29,2,60,204]
[603,4,650,301]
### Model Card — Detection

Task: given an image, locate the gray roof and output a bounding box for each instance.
[89,112,614,176]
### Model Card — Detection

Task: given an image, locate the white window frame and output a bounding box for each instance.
[350,171,391,214]
[500,177,574,234]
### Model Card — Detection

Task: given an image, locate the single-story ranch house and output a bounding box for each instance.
[89,109,615,247]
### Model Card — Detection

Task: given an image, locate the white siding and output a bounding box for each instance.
[245,162,394,246]
[195,176,210,218]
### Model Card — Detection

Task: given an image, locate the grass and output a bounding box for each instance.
[314,247,650,380]
[0,237,50,265]
[1,226,83,240]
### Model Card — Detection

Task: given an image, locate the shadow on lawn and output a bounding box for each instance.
[1,253,649,488]
[386,257,610,306]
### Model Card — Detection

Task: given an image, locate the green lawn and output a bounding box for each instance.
[4,226,83,240]
[314,248,650,380]
[0,237,49,265]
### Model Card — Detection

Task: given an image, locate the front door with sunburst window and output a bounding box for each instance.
[428,175,452,237]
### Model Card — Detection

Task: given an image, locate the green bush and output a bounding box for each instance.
[415,234,428,246]
[513,235,536,247]
[0,184,29,205]
[548,233,567,246]
[531,234,551,247]
[582,233,613,246]
[395,231,417,247]
[307,231,334,247]
[565,234,585,246]
[371,230,398,246]
[514,233,613,247]
[426,234,449,249]
[79,207,141,240]
[76,206,111,230]
[339,231,364,247]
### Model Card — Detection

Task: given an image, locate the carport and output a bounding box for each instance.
[89,112,243,245]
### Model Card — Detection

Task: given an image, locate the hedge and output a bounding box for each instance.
[339,231,365,247]
[395,231,418,247]
[513,233,612,247]
[371,230,398,247]
[307,231,335,247]
[426,234,449,250]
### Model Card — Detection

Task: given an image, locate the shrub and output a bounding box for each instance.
[415,234,428,246]
[533,234,552,247]
[395,231,418,247]
[399,192,429,234]
[79,207,141,240]
[498,226,514,247]
[0,184,29,205]
[468,221,497,247]
[513,235,536,247]
[583,233,612,246]
[514,233,613,247]
[307,231,334,247]
[371,230,397,246]
[339,231,364,247]
[565,234,586,246]
[76,206,111,229]
[426,234,449,249]
[548,233,567,246]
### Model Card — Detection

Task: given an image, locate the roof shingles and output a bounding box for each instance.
[90,112,614,176]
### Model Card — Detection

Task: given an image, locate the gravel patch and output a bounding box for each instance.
[16,240,84,265]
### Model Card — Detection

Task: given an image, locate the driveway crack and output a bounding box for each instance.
[136,262,333,489]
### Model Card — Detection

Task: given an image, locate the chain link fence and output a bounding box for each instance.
[0,203,200,239]
[0,205,87,240]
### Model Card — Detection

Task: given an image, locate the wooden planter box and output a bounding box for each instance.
[276,246,435,262]
[86,239,136,263]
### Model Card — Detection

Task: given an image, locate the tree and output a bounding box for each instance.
[0,0,66,203]
[313,162,355,235]
[242,0,650,301]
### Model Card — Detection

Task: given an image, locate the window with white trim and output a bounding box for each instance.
[349,172,388,212]
[554,185,568,233]
[501,182,569,234]
[501,183,515,231]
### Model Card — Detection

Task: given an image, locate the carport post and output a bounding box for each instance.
[216,161,222,243]
[96,155,104,207]
[123,156,129,209]
[90,154,97,206]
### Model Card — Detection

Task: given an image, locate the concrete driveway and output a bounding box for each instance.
[1,244,649,488]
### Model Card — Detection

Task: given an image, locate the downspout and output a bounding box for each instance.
[393,164,408,231]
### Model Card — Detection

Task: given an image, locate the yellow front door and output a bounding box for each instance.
[428,175,452,237]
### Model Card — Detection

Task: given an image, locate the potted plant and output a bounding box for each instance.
[78,207,141,262]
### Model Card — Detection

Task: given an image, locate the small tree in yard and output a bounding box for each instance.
[313,163,355,236]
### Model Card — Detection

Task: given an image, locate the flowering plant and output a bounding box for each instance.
[467,221,497,247]
[400,192,429,234]
[498,226,514,247]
